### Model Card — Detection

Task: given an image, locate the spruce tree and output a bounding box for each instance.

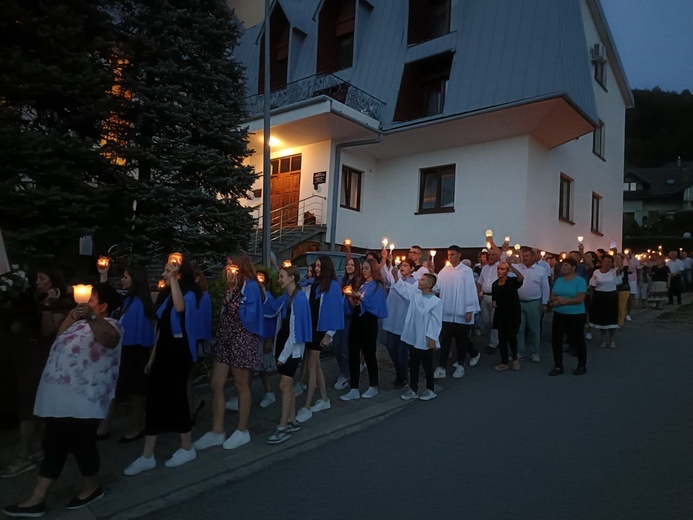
[113,0,256,262]
[0,0,120,264]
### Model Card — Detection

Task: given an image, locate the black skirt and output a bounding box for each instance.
[589,290,618,329]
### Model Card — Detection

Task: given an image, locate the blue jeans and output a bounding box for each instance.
[385,331,409,382]
[332,315,351,379]
[517,299,542,357]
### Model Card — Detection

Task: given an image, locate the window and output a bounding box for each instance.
[559,174,573,223]
[258,7,290,93]
[418,165,455,213]
[408,0,451,45]
[340,166,361,211]
[591,192,602,234]
[623,182,637,191]
[270,154,301,175]
[594,60,607,89]
[592,120,605,159]
[394,52,453,122]
[317,0,355,74]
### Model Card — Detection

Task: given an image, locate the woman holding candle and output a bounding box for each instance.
[1,268,74,479]
[341,258,388,401]
[295,256,344,423]
[549,257,588,376]
[648,255,670,310]
[124,259,199,475]
[587,254,623,349]
[193,253,265,452]
[332,256,361,390]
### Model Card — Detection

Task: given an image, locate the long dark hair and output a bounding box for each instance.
[342,257,361,292]
[124,264,155,320]
[228,251,266,300]
[34,266,67,296]
[316,255,338,293]
[161,258,197,302]
[361,258,385,289]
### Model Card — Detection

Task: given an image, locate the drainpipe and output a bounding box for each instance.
[329,133,383,251]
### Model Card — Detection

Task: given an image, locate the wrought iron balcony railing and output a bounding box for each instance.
[245,73,385,122]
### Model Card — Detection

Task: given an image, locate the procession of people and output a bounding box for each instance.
[1,236,690,517]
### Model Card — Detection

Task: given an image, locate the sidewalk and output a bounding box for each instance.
[1,295,689,519]
[0,343,443,520]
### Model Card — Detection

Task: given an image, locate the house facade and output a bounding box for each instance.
[231,0,633,256]
[623,160,693,230]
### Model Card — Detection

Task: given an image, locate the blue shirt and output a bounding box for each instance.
[552,276,587,315]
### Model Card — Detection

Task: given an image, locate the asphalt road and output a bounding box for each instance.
[144,317,693,520]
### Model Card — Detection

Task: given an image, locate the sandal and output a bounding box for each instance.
[494,364,509,371]
[0,457,38,478]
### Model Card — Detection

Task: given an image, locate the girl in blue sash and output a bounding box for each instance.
[341,258,388,401]
[295,256,344,423]
[124,258,199,475]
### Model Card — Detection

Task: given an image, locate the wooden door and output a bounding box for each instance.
[270,172,300,227]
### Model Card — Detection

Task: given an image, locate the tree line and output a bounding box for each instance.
[0,0,256,267]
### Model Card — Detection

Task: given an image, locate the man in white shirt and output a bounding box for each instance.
[626,253,641,320]
[667,251,684,305]
[681,251,692,293]
[515,247,550,362]
[477,248,501,354]
[433,245,481,379]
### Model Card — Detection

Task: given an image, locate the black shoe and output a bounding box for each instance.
[117,430,146,444]
[65,488,104,510]
[548,367,564,376]
[573,366,587,376]
[2,502,46,517]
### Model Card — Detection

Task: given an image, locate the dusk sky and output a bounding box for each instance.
[601,0,693,93]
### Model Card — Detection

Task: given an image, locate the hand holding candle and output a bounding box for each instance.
[342,285,354,296]
[577,236,584,244]
[157,280,166,291]
[168,252,183,267]
[97,256,110,270]
[485,229,493,237]
[72,284,92,304]
[282,260,292,269]
[382,237,388,248]
[257,273,266,284]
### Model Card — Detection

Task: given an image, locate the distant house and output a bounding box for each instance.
[230,0,633,255]
[623,160,693,229]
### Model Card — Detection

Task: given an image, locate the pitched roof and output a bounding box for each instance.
[624,162,693,197]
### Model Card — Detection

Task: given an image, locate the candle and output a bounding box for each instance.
[158,280,166,290]
[389,243,395,252]
[485,229,493,237]
[624,249,630,255]
[395,256,402,267]
[282,260,292,268]
[97,256,110,269]
[72,284,92,304]
[343,238,351,246]
[577,236,584,243]
[514,244,521,251]
[504,236,510,243]
[382,238,388,247]
[647,249,651,254]
[540,251,546,258]
[445,260,452,267]
[486,241,491,249]
[228,265,239,275]
[658,245,662,250]
[343,285,354,296]
[168,252,183,266]
[430,250,437,258]
[561,253,567,260]
[257,273,266,284]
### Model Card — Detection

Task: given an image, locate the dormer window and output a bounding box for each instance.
[317,0,355,74]
[590,43,607,90]
[394,52,453,122]
[408,0,451,45]
[258,7,290,93]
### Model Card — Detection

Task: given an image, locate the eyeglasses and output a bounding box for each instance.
[409,251,421,254]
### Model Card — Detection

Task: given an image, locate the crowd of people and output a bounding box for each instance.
[1,239,690,517]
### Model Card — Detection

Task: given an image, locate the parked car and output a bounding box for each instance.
[290,251,364,280]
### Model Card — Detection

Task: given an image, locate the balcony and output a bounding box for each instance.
[245,73,384,122]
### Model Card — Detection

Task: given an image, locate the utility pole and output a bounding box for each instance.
[262,0,271,268]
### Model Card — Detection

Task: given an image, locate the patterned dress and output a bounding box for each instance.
[214,285,259,369]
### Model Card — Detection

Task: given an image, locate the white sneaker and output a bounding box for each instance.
[359,362,366,373]
[452,366,465,378]
[585,331,593,340]
[310,399,331,413]
[361,386,379,399]
[225,397,239,411]
[222,429,251,450]
[193,431,225,451]
[123,455,156,476]
[164,448,197,468]
[625,315,632,322]
[609,341,616,349]
[259,392,276,408]
[340,388,361,401]
[469,353,481,367]
[400,389,419,401]
[452,362,459,368]
[433,367,447,379]
[295,407,313,423]
[293,383,304,397]
[530,354,541,363]
[418,389,438,401]
[333,376,349,390]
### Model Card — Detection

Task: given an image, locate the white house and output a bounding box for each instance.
[230,0,633,257]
